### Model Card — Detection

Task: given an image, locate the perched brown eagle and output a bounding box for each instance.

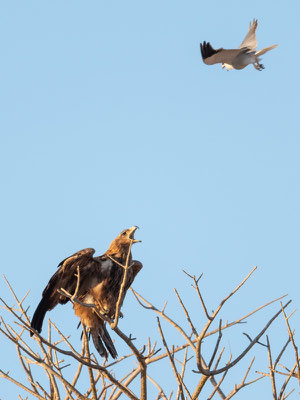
[30,226,142,359]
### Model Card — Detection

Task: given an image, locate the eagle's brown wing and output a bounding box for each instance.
[30,248,96,335]
[125,260,143,291]
[115,260,143,312]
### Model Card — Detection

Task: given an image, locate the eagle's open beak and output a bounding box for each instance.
[129,226,141,243]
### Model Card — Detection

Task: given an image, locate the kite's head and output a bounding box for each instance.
[107,226,141,261]
[222,63,233,71]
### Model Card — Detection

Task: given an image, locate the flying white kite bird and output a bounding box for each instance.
[200,19,277,71]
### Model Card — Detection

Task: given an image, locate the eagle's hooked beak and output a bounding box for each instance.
[129,226,141,243]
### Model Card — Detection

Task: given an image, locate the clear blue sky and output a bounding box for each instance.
[1,1,299,398]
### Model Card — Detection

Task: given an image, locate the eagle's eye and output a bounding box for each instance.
[121,231,127,237]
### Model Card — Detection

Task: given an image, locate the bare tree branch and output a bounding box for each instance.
[280,302,300,385]
[0,266,297,400]
[224,357,264,399]
[266,335,278,400]
[196,301,291,376]
[157,317,192,400]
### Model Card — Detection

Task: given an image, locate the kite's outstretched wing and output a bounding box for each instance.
[239,19,258,50]
[200,42,225,65]
[200,42,245,66]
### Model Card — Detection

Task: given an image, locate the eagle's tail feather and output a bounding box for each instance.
[100,324,118,359]
[90,329,108,359]
[30,298,48,337]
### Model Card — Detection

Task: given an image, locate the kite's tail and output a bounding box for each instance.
[256,44,278,57]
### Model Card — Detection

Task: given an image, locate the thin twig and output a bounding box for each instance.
[157,317,192,400]
[82,325,97,400]
[225,357,264,399]
[147,374,168,400]
[0,369,48,400]
[174,288,198,336]
[110,240,133,330]
[266,335,277,400]
[280,302,300,384]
